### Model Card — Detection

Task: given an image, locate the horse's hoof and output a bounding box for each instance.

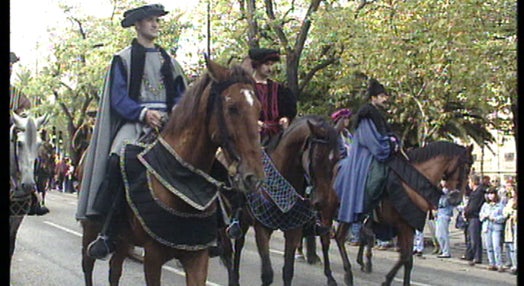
[295,253,306,262]
[327,278,338,286]
[344,274,353,286]
[306,254,321,265]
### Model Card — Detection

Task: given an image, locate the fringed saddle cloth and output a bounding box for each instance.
[122,137,227,250]
[246,150,313,231]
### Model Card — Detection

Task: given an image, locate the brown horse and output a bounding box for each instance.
[80,57,264,286]
[330,141,473,286]
[219,115,340,286]
[10,113,48,265]
[35,140,56,205]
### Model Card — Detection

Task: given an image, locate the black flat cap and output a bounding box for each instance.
[121,4,168,28]
[248,48,280,64]
[366,78,388,98]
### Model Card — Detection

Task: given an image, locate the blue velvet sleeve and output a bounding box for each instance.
[355,118,391,162]
[110,58,144,121]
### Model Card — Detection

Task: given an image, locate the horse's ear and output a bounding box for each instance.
[306,119,324,137]
[36,114,49,128]
[467,144,474,153]
[204,54,229,82]
[11,111,25,128]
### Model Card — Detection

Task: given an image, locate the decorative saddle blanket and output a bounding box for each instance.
[122,141,219,250]
[246,150,313,231]
[385,154,443,231]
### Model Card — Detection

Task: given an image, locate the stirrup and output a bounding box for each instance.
[87,234,115,260]
[226,219,243,240]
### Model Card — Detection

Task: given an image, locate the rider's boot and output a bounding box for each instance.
[226,208,243,240]
[87,154,124,260]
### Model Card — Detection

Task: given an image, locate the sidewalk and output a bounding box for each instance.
[418,214,513,273]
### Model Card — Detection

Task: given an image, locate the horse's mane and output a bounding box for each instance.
[407,141,465,163]
[163,64,254,137]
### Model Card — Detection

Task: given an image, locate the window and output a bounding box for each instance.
[504,152,515,162]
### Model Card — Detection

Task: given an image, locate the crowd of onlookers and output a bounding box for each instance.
[345,174,517,275]
[51,155,78,193]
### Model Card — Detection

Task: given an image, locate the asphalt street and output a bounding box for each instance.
[9,190,518,285]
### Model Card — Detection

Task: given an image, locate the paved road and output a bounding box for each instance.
[9,190,517,285]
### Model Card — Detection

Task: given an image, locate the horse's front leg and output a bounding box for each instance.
[282,228,302,286]
[334,222,354,286]
[143,243,170,286]
[305,235,321,264]
[320,232,337,286]
[383,225,414,286]
[180,249,209,286]
[254,223,274,286]
[108,243,128,286]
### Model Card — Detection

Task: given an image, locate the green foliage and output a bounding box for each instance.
[13,0,516,154]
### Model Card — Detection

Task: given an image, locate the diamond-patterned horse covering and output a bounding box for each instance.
[246,150,313,231]
[122,142,218,250]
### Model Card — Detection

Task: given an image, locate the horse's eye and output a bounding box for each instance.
[228,105,240,115]
[17,141,24,149]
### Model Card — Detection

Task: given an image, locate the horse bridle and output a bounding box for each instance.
[442,148,471,191]
[301,135,330,197]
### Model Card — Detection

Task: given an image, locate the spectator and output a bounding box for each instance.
[435,180,454,258]
[427,209,440,254]
[463,174,486,266]
[502,185,517,275]
[63,157,75,193]
[479,187,506,272]
[54,156,68,192]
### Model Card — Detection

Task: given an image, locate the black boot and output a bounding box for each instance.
[87,154,124,260]
[226,208,243,240]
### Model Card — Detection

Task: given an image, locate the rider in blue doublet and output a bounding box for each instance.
[334,78,399,225]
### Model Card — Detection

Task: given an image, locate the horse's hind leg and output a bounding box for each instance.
[334,222,354,286]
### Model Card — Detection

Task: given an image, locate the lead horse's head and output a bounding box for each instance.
[441,143,474,204]
[10,112,48,200]
[165,56,264,193]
